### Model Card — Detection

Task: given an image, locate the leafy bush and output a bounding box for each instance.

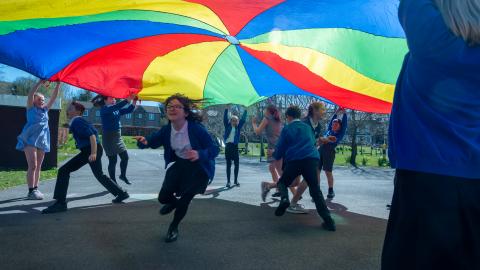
[361,156,369,166]
[378,157,389,167]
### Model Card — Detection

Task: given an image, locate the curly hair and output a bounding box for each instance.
[165,93,204,122]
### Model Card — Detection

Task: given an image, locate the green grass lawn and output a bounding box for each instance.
[237,143,389,167]
[0,169,59,191]
[0,135,141,190]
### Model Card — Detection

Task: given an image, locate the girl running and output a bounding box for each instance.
[251,105,284,200]
[136,94,219,243]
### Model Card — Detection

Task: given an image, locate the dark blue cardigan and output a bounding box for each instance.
[137,120,219,180]
[100,100,135,132]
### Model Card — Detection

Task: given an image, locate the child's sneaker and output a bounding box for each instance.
[27,189,44,200]
[286,203,308,214]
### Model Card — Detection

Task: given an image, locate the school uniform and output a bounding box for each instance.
[302,116,323,140]
[383,0,480,269]
[223,109,247,185]
[273,120,334,230]
[318,113,347,172]
[47,116,127,209]
[100,99,135,183]
[138,120,219,235]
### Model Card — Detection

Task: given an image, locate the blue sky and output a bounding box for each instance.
[0,64,34,81]
[0,64,160,106]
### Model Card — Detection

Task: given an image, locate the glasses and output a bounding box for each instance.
[166,105,184,111]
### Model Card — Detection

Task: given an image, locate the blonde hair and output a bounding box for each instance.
[435,0,480,46]
[308,102,326,117]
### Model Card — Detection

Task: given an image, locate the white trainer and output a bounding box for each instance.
[27,189,44,200]
[286,203,308,214]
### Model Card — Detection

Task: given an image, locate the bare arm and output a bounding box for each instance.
[88,135,97,162]
[252,117,268,135]
[45,82,60,110]
[27,80,43,109]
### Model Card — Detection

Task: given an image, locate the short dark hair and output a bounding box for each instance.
[70,101,85,114]
[285,105,301,119]
[333,118,342,127]
[91,95,107,107]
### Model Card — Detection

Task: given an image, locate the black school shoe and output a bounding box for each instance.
[321,215,336,231]
[119,175,132,185]
[271,191,281,197]
[112,192,129,203]
[159,203,176,215]
[42,201,67,214]
[327,189,335,199]
[165,226,178,243]
[275,198,290,216]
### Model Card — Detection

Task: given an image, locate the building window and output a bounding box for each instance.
[95,110,100,117]
[83,110,89,117]
[126,113,131,119]
[148,113,155,120]
[138,113,143,119]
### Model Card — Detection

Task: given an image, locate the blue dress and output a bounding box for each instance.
[16,106,50,152]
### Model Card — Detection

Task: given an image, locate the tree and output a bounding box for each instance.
[75,89,94,101]
[347,110,373,167]
[11,77,38,96]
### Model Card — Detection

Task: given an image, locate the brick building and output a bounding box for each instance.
[77,101,164,136]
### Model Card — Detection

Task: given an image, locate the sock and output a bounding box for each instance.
[328,187,334,193]
[34,186,38,190]
[28,188,34,193]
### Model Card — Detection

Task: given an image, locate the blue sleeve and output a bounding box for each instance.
[119,104,134,115]
[399,0,478,65]
[102,100,129,114]
[223,109,229,128]
[238,110,248,129]
[196,125,220,162]
[71,119,94,138]
[273,128,288,160]
[336,114,348,142]
[327,114,337,132]
[137,128,164,149]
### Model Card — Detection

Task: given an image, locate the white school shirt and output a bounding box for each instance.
[170,121,191,159]
[226,126,236,143]
[309,117,319,130]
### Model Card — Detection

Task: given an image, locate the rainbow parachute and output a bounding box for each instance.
[0,0,407,113]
